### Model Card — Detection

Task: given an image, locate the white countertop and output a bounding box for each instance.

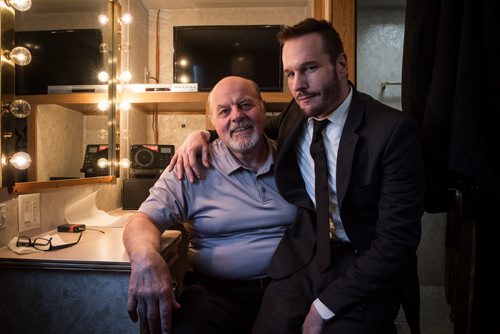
[0,227,182,272]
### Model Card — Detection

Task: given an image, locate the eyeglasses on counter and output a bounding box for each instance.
[16,233,82,251]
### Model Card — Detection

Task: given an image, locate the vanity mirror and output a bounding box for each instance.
[0,0,121,190]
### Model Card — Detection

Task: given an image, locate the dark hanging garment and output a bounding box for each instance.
[402,1,500,333]
[402,0,500,212]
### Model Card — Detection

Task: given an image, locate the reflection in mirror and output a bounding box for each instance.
[35,103,108,181]
[11,0,115,184]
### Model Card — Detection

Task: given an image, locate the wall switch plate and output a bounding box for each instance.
[18,193,41,233]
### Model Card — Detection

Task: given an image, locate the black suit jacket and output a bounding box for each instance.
[265,87,424,332]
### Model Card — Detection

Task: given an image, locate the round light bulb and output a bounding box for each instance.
[7,0,31,11]
[97,101,109,112]
[119,101,131,111]
[9,46,32,66]
[119,158,131,168]
[97,71,109,82]
[98,14,109,25]
[121,13,133,25]
[10,152,31,170]
[97,158,109,169]
[9,99,31,118]
[119,70,132,83]
[179,75,190,83]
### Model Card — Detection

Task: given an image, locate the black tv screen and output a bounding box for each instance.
[173,25,283,92]
[15,29,103,95]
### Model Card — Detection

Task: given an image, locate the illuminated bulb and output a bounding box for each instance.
[97,71,109,82]
[119,70,132,83]
[10,152,31,170]
[119,101,131,111]
[9,99,31,118]
[179,58,188,67]
[119,158,131,168]
[98,14,109,25]
[179,75,190,83]
[121,13,133,25]
[8,46,31,66]
[97,101,110,112]
[6,0,31,11]
[97,158,110,169]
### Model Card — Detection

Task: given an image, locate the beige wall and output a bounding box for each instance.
[126,0,149,83]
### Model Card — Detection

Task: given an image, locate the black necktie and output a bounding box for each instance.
[310,119,331,271]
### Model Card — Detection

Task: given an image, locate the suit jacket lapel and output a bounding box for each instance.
[336,89,363,209]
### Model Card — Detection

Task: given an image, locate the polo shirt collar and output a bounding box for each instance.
[218,135,275,176]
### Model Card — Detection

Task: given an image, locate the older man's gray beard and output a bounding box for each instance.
[228,121,259,153]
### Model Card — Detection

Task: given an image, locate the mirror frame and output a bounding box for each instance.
[0,0,121,192]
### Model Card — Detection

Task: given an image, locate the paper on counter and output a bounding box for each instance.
[64,190,131,227]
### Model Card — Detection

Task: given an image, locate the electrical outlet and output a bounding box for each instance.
[18,193,41,233]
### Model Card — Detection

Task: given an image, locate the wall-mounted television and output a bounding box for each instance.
[173,25,283,92]
[15,29,103,95]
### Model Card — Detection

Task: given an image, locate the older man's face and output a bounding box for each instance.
[210,78,265,155]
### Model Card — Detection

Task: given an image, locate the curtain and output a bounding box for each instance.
[402,0,500,333]
[402,0,500,212]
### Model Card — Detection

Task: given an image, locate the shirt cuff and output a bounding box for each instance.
[313,298,335,320]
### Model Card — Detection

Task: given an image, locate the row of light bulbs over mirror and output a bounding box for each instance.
[1,0,32,171]
[97,9,133,112]
[1,1,134,172]
[96,7,134,170]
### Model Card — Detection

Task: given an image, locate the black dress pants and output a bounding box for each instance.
[252,244,401,334]
[172,271,269,334]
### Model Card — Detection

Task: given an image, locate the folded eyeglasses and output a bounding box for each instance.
[16,233,82,251]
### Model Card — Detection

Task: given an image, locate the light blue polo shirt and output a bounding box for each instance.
[138,137,297,280]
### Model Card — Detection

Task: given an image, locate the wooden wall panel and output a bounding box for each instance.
[314,0,356,83]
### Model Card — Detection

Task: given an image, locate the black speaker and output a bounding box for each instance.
[122,178,157,210]
[130,144,174,178]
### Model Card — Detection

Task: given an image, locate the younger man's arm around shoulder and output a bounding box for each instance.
[123,212,180,333]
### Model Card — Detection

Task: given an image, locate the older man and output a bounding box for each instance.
[123,76,297,334]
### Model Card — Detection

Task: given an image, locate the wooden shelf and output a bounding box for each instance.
[18,91,292,112]
[18,93,107,105]
[122,91,292,113]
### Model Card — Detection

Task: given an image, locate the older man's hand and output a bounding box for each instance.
[166,130,211,183]
[127,251,180,334]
